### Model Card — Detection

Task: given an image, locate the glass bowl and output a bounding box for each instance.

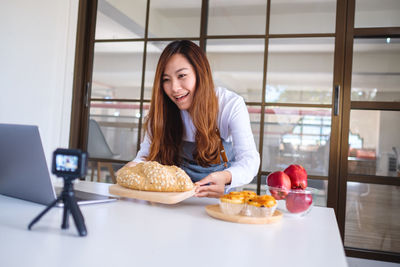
[266,186,317,217]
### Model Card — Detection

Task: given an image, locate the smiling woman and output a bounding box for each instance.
[120,40,260,198]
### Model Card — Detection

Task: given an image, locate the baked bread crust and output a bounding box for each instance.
[117,161,194,192]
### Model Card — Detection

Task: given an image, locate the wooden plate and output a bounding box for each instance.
[109,184,196,204]
[205,204,283,224]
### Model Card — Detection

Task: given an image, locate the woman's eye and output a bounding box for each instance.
[178,74,186,79]
[162,78,170,83]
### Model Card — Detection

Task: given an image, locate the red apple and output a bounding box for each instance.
[285,190,313,213]
[267,171,291,200]
[284,164,308,189]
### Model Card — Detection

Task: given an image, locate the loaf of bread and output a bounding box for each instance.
[116,161,194,192]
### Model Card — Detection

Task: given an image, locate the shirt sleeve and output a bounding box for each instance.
[224,97,260,191]
[133,133,151,163]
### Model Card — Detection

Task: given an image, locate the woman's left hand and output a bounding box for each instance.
[194,170,232,198]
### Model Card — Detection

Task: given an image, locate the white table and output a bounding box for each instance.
[0,181,347,267]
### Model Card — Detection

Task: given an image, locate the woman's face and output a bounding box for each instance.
[162,53,196,110]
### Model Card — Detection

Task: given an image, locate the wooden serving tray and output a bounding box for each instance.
[109,184,196,204]
[205,204,283,224]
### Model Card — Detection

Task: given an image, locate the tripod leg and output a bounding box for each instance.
[28,198,60,230]
[66,196,87,236]
[61,199,70,229]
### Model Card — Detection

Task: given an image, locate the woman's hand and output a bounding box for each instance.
[194,170,232,198]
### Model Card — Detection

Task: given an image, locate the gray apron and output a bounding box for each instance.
[179,140,235,182]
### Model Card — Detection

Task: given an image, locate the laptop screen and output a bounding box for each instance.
[0,124,56,205]
[0,123,117,206]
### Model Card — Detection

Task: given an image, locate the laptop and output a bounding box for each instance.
[0,123,117,206]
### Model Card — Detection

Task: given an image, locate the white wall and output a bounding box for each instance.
[0,0,79,169]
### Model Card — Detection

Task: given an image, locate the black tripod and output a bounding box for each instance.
[28,177,87,236]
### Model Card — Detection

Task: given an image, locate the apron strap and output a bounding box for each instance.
[216,128,229,168]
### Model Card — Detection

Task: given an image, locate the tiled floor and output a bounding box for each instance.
[345,183,400,253]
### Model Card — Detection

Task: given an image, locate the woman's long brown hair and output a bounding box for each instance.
[144,40,220,166]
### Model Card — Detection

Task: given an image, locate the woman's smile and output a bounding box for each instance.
[175,92,190,102]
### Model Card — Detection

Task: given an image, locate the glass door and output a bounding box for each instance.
[75,0,341,201]
[339,0,400,261]
[70,0,400,261]
[205,0,340,211]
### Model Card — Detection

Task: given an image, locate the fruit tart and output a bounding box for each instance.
[219,192,245,215]
[246,195,277,217]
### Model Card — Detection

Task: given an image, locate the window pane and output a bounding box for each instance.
[95,0,146,39]
[92,42,144,100]
[85,161,124,184]
[144,41,200,100]
[351,38,400,102]
[207,39,265,102]
[266,38,335,104]
[270,0,336,34]
[355,0,400,28]
[140,102,150,142]
[348,110,400,177]
[144,41,170,100]
[262,107,331,176]
[248,106,261,152]
[89,101,141,161]
[148,0,201,38]
[208,0,267,35]
[345,182,400,253]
